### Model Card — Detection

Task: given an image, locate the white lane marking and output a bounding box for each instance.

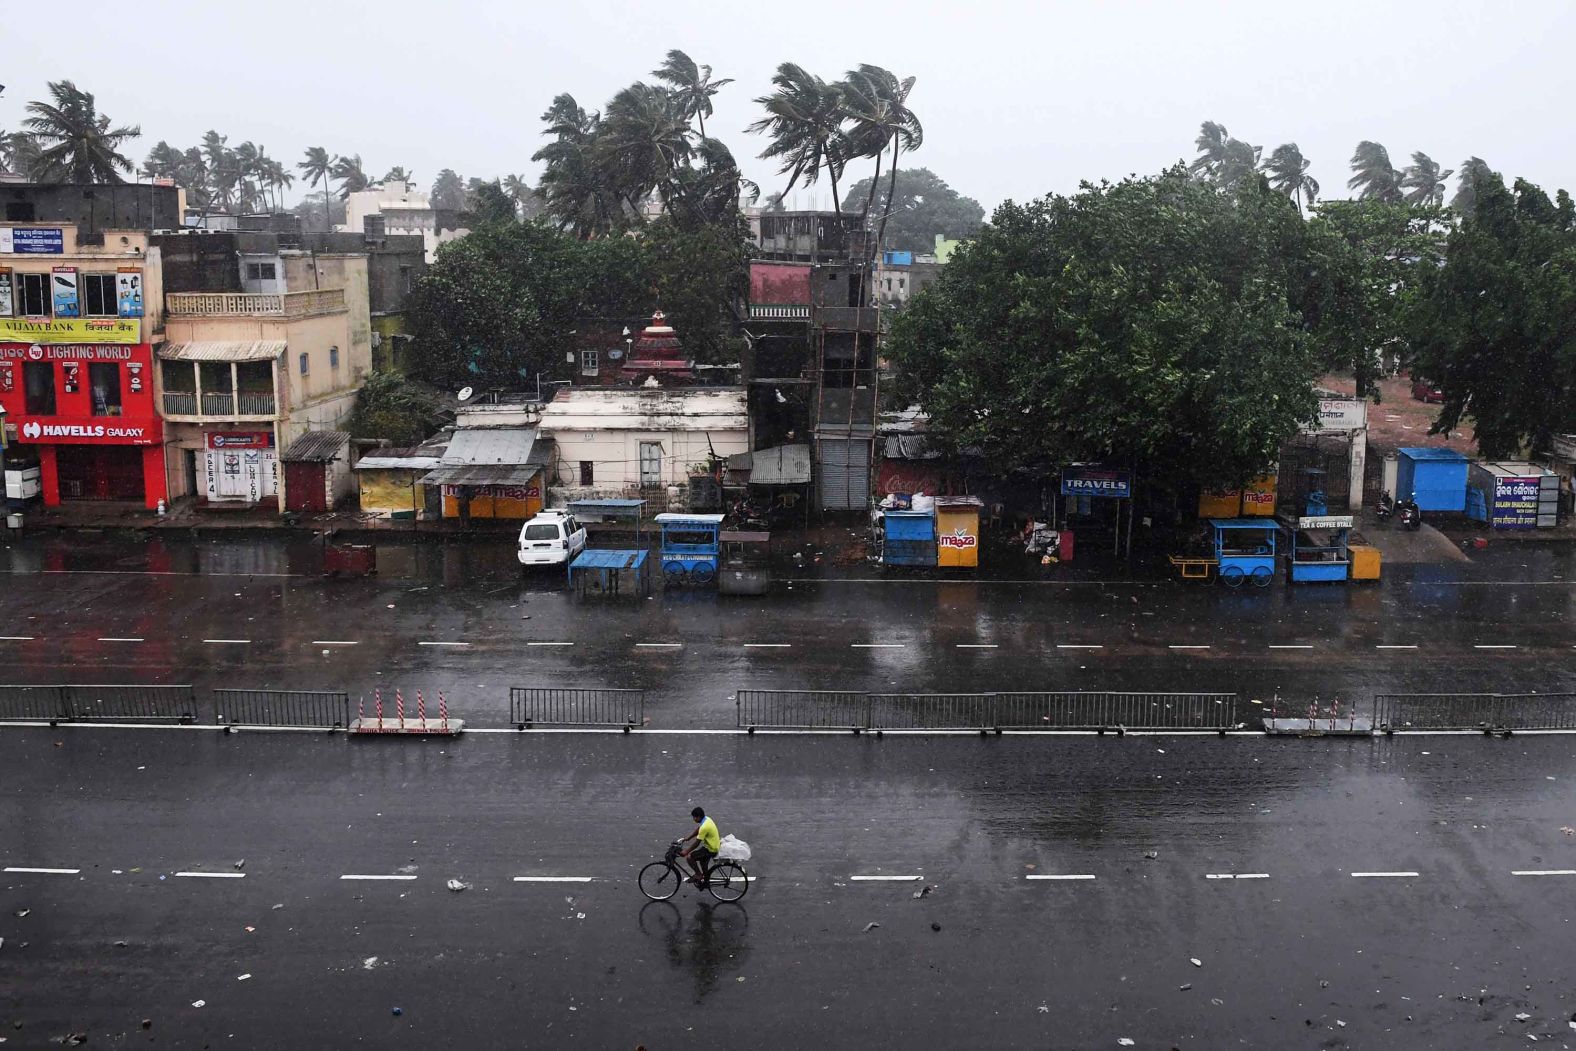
[1375,644,1418,650]
[176,871,246,879]
[4,867,80,874]
[1026,874,1096,881]
[956,644,998,649]
[743,643,791,649]
[1057,644,1103,650]
[849,874,923,881]
[851,643,905,649]
[0,636,36,641]
[1351,871,1419,878]
[97,637,144,643]
[1473,644,1517,650]
[340,874,418,881]
[1169,645,1210,650]
[635,643,682,649]
[512,876,595,883]
[526,642,574,647]
[203,639,251,645]
[313,640,358,646]
[1268,645,1313,650]
[1205,873,1270,880]
[419,641,470,648]
[1511,869,1576,876]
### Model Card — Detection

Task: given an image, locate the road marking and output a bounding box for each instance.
[97,637,143,643]
[1351,871,1418,878]
[526,642,574,647]
[1268,645,1313,650]
[339,874,418,881]
[743,643,791,649]
[512,876,595,883]
[176,871,246,879]
[1511,869,1576,876]
[851,643,905,649]
[849,874,923,882]
[4,867,80,874]
[313,640,358,646]
[635,643,683,649]
[1026,874,1096,881]
[0,636,35,641]
[1473,644,1518,650]
[1169,645,1210,650]
[418,641,471,648]
[1375,645,1418,650]
[956,644,998,649]
[1205,873,1270,880]
[1056,644,1103,650]
[203,639,251,645]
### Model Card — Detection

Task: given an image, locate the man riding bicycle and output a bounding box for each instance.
[679,806,721,886]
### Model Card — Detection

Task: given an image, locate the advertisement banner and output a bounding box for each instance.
[1241,475,1278,516]
[0,317,140,343]
[116,268,145,318]
[1492,476,1542,530]
[0,228,65,254]
[206,446,278,502]
[12,415,162,446]
[0,342,144,362]
[206,430,273,449]
[0,268,11,315]
[51,267,80,318]
[1060,467,1132,499]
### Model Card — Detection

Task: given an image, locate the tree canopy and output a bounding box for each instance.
[838,167,983,254]
[886,170,1323,490]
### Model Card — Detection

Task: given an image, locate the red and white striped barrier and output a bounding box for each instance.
[351,686,463,736]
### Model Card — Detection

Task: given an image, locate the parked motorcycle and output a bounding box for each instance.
[1376,492,1395,522]
[1397,499,1422,531]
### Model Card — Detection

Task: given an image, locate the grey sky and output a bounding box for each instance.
[6,0,1574,212]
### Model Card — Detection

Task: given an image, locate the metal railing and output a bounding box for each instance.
[201,391,237,415]
[737,690,870,731]
[215,689,349,729]
[59,684,199,723]
[162,391,197,415]
[994,692,1241,731]
[0,686,71,722]
[166,289,346,318]
[868,693,997,730]
[236,391,276,415]
[510,687,644,729]
[1373,693,1576,731]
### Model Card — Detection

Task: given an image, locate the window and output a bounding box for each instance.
[400,265,414,295]
[579,460,594,486]
[580,349,599,376]
[329,345,340,369]
[24,361,55,415]
[82,273,117,317]
[245,262,277,282]
[299,352,310,375]
[4,202,37,221]
[523,523,561,541]
[89,362,121,416]
[639,441,662,486]
[19,272,49,316]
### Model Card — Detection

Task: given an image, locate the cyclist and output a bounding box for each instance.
[679,806,721,886]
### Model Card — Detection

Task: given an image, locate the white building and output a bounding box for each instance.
[537,388,749,504]
[338,184,469,264]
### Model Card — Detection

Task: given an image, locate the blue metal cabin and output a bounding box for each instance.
[1396,447,1469,512]
[655,513,725,585]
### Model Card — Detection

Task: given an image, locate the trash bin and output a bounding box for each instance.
[6,513,23,530]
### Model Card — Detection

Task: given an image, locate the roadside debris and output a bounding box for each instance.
[1179,983,1192,991]
[1190,958,1202,967]
[14,910,28,918]
[912,885,935,899]
[862,922,880,933]
[1118,1040,1135,1047]
[1143,850,1158,860]
[190,1001,205,1009]
[233,860,245,870]
[237,974,251,981]
[931,922,941,932]
[446,879,469,892]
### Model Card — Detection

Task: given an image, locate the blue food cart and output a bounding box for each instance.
[1285,514,1352,583]
[655,512,724,586]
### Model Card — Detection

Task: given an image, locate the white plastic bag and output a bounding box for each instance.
[717,834,751,861]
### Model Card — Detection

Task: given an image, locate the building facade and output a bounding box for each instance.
[0,224,167,508]
[339,185,469,264]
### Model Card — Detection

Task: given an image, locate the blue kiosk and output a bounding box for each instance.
[1209,518,1278,587]
[655,513,724,586]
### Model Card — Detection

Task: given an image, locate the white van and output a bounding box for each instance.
[517,509,587,568]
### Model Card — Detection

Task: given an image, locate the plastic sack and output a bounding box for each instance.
[717,834,751,861]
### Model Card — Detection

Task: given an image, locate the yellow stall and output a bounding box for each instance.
[934,496,984,568]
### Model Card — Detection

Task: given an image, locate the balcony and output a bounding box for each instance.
[166,289,346,318]
[163,390,277,418]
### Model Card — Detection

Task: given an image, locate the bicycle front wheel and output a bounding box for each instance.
[639,861,681,901]
[708,861,749,902]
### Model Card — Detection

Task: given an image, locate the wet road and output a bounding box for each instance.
[3,532,1576,727]
[3,728,1576,1048]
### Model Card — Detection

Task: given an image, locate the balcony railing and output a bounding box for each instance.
[163,390,276,418]
[749,304,811,320]
[166,288,346,318]
[237,392,276,415]
[201,392,236,415]
[162,391,196,415]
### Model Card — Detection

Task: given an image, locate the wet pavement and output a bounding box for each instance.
[3,531,1576,728]
[2,729,1576,1048]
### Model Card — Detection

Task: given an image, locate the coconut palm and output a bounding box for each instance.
[23,80,141,183]
[298,147,335,230]
[1189,121,1261,191]
[1400,151,1452,208]
[1450,156,1498,217]
[533,94,619,237]
[652,49,734,137]
[200,131,240,211]
[598,81,694,214]
[383,165,414,191]
[839,64,922,247]
[1347,141,1403,203]
[331,153,370,199]
[747,62,850,212]
[1261,142,1319,213]
[1,130,41,178]
[502,173,542,219]
[264,157,293,211]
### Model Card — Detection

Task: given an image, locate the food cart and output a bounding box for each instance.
[1170,518,1278,587]
[934,496,983,568]
[718,530,771,596]
[322,531,376,577]
[1285,514,1352,583]
[655,513,724,586]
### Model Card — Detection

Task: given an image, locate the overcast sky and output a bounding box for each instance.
[5,0,1574,213]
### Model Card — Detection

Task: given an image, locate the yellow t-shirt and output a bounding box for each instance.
[697,816,720,853]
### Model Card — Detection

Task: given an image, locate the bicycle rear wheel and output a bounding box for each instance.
[707,861,749,902]
[639,861,681,901]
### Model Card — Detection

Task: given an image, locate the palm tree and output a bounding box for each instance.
[383,166,414,191]
[533,94,618,237]
[233,141,264,211]
[1261,142,1319,213]
[652,49,734,137]
[141,140,185,181]
[23,80,141,183]
[1450,156,1497,217]
[0,130,41,178]
[331,154,370,199]
[298,147,335,230]
[598,82,693,216]
[1189,121,1261,191]
[747,62,850,212]
[1400,151,1452,208]
[839,64,922,247]
[1347,141,1403,203]
[501,173,537,219]
[265,157,293,212]
[200,131,240,211]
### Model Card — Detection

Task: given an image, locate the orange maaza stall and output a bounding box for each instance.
[1198,475,1277,518]
[419,426,550,521]
[935,496,984,568]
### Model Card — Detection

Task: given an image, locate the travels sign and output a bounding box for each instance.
[1060,467,1132,498]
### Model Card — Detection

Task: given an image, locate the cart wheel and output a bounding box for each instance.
[1220,565,1246,588]
[1251,566,1273,587]
[663,561,688,584]
[691,563,716,584]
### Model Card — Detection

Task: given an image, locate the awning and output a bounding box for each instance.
[418,463,543,487]
[157,340,287,362]
[282,430,349,463]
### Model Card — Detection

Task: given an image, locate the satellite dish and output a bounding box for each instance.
[457,386,474,402]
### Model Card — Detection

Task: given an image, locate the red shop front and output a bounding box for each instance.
[0,343,166,508]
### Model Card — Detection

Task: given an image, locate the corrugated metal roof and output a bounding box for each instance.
[747,444,812,485]
[418,463,543,487]
[539,389,747,432]
[355,450,443,471]
[281,430,350,463]
[442,427,536,466]
[158,340,287,362]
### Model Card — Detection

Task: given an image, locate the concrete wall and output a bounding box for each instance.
[543,427,748,494]
[283,254,372,381]
[0,183,181,235]
[358,468,430,517]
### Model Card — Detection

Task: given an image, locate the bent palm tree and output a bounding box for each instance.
[598,82,693,216]
[1189,121,1232,183]
[1261,142,1320,213]
[840,64,922,248]
[331,154,370,199]
[533,94,619,237]
[652,49,733,138]
[1450,156,1497,217]
[384,165,414,191]
[747,62,849,211]
[1400,151,1452,207]
[24,80,141,183]
[298,147,335,230]
[1348,141,1403,203]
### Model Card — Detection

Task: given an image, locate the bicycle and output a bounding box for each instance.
[638,840,749,903]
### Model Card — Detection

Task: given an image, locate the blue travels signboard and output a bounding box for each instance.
[1060,467,1132,498]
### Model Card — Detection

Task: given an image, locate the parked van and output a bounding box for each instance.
[517,509,587,568]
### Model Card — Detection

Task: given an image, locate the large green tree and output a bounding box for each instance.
[645,215,751,364]
[886,170,1321,489]
[24,80,141,183]
[1409,175,1576,457]
[347,372,441,446]
[838,167,983,254]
